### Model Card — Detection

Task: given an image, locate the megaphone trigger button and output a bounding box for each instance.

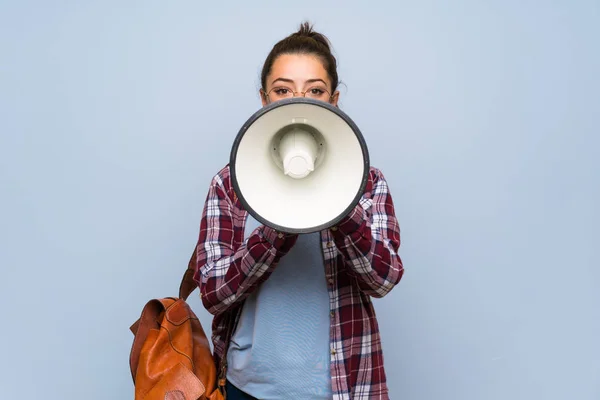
[277,233,284,239]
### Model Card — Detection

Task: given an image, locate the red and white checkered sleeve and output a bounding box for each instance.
[330,167,404,298]
[194,172,297,315]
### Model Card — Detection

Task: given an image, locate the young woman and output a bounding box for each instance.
[194,22,404,400]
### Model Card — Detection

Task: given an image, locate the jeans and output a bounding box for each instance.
[225,380,258,400]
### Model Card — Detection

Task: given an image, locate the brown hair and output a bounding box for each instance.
[260,21,339,93]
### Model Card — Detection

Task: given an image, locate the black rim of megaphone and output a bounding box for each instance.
[229,97,370,234]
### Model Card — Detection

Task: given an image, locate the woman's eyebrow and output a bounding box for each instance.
[304,78,327,86]
[271,77,294,85]
[270,78,328,86]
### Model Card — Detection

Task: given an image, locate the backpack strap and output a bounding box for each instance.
[178,251,197,301]
[217,305,241,398]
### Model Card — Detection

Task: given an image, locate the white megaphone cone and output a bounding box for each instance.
[230,97,369,234]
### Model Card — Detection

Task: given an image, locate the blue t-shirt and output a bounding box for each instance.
[226,215,332,399]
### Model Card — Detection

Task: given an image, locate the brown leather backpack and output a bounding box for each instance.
[129,252,230,400]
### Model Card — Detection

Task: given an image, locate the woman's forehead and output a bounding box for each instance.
[268,54,330,85]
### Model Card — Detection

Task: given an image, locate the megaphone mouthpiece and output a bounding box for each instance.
[279,128,318,179]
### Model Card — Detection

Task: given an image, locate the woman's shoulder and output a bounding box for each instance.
[368,165,387,182]
[209,163,232,185]
[207,164,237,201]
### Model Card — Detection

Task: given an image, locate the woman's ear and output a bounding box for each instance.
[331,90,340,107]
[260,88,268,107]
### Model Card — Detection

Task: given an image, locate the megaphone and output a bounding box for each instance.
[230,97,369,234]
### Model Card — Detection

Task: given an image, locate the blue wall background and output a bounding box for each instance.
[1,1,598,399]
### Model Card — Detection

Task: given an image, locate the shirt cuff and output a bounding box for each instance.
[330,205,367,238]
[260,226,298,254]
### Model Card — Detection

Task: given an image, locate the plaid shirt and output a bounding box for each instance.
[193,164,404,400]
